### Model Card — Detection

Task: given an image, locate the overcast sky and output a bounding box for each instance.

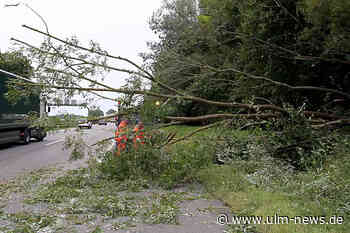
[0,0,163,115]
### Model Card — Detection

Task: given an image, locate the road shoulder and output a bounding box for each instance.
[0,164,231,233]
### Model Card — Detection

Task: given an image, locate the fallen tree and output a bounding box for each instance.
[8,24,348,134]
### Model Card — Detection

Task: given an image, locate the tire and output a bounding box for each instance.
[33,127,46,142]
[22,128,31,145]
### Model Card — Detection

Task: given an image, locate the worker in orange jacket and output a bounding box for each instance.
[115,120,129,156]
[133,121,145,149]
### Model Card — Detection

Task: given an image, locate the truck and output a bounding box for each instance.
[0,69,47,145]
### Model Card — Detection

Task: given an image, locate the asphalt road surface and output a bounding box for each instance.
[0,124,116,180]
[0,124,232,233]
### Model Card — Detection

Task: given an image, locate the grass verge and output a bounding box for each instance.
[191,126,350,233]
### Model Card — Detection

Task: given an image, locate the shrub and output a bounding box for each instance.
[214,108,340,171]
[264,109,339,170]
[97,130,214,188]
[215,132,266,164]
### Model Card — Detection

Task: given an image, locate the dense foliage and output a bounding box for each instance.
[88,107,104,118]
[0,51,40,114]
[144,0,350,117]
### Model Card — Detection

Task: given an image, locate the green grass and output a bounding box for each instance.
[161,125,202,136]
[186,125,350,233]
[146,124,350,233]
[198,165,349,233]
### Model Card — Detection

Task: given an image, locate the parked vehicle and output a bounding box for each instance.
[98,120,107,125]
[0,69,47,145]
[78,120,92,129]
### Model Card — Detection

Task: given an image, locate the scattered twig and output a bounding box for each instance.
[312,119,350,129]
[239,121,268,130]
[90,136,115,147]
[156,121,185,128]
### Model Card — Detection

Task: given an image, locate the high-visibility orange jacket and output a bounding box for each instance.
[133,125,145,144]
[115,120,129,155]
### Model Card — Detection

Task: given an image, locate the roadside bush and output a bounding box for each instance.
[97,143,168,181]
[216,112,339,171]
[158,138,214,188]
[97,130,214,188]
[214,128,295,188]
[264,109,339,170]
[215,131,266,164]
[296,136,350,216]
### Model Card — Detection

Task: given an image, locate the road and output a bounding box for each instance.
[0,124,116,180]
[0,124,231,233]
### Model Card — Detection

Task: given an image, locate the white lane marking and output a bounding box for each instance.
[45,139,64,146]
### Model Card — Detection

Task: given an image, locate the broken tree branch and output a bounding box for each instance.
[18,25,185,96]
[90,136,115,147]
[12,80,289,114]
[218,67,350,100]
[165,119,231,146]
[312,119,350,129]
[166,113,279,122]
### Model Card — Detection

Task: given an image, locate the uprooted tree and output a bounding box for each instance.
[7,0,350,154]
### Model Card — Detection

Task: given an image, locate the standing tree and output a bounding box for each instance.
[88,107,104,118]
[0,51,40,112]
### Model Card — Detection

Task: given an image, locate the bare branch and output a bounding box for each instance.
[165,119,231,146]
[166,113,279,122]
[239,121,268,130]
[19,25,185,96]
[4,3,20,7]
[156,121,185,128]
[12,80,173,99]
[13,79,289,113]
[22,25,151,76]
[230,31,350,65]
[294,55,350,66]
[11,38,150,79]
[303,111,345,120]
[218,67,350,100]
[75,83,117,102]
[253,97,274,105]
[46,68,114,90]
[312,119,350,129]
[90,136,115,147]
